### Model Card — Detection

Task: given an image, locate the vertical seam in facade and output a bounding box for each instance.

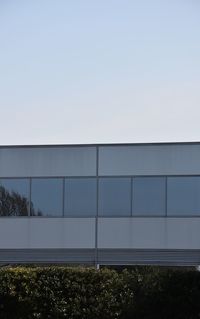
[29,178,32,217]
[131,177,133,216]
[62,177,65,217]
[165,176,168,217]
[95,146,99,267]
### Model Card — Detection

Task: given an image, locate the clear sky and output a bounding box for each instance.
[0,0,199,145]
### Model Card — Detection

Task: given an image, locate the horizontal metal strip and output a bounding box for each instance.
[98,249,200,266]
[0,249,95,264]
[1,249,200,266]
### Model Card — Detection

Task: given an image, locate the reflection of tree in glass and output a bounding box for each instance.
[30,204,43,216]
[0,186,28,216]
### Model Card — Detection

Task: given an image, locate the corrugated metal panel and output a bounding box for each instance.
[1,249,200,266]
[0,249,95,264]
[98,249,200,266]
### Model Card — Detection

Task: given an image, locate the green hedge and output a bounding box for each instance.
[0,266,200,319]
[0,267,129,319]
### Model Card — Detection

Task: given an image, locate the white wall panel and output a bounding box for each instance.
[0,219,29,248]
[166,219,200,249]
[99,144,200,176]
[1,218,200,254]
[0,146,96,177]
[98,218,200,249]
[0,218,95,248]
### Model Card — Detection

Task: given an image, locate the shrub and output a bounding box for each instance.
[0,266,200,319]
[0,267,129,319]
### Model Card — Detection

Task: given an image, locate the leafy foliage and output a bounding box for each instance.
[0,267,129,319]
[0,186,28,216]
[0,266,200,319]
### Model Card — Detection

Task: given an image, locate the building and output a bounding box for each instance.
[0,142,200,266]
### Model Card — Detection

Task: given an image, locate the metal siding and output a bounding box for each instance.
[98,218,200,250]
[0,147,96,177]
[0,218,96,249]
[0,249,200,266]
[0,249,95,264]
[98,249,200,266]
[1,143,200,265]
[99,144,200,176]
[166,219,200,249]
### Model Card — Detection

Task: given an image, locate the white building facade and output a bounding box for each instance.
[0,142,200,265]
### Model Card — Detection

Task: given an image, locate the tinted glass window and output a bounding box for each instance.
[31,179,63,216]
[98,178,131,216]
[167,177,200,216]
[0,179,29,216]
[64,178,97,216]
[133,177,166,216]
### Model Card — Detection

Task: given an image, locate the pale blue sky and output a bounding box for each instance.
[0,0,199,145]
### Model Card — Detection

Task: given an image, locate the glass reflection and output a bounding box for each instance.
[167,176,200,216]
[65,178,97,216]
[98,178,131,216]
[0,179,29,216]
[31,178,63,217]
[133,177,166,216]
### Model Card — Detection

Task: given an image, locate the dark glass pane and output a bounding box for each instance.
[64,178,97,216]
[98,178,131,216]
[31,179,63,217]
[0,179,29,216]
[133,177,166,216]
[167,177,200,216]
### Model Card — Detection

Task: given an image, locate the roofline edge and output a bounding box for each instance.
[0,141,200,148]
